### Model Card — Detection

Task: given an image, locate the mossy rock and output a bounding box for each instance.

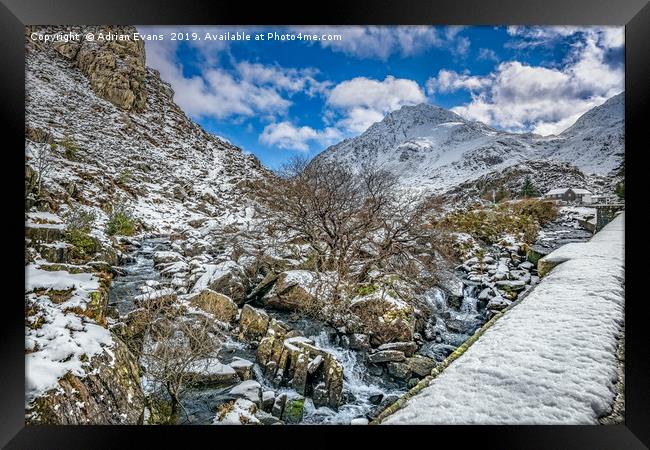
[281,395,305,424]
[189,289,238,323]
[65,229,101,262]
[526,248,546,265]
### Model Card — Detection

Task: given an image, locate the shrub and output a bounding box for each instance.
[442,199,557,245]
[65,229,100,259]
[106,202,136,236]
[60,136,79,160]
[65,207,97,233]
[356,283,378,296]
[509,198,557,226]
[117,169,132,186]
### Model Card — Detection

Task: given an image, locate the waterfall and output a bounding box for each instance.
[420,285,488,362]
[301,330,404,424]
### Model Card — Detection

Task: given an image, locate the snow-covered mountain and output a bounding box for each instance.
[315,93,624,194]
[546,93,624,174]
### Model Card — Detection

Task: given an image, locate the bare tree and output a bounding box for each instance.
[257,157,447,293]
[32,143,56,197]
[134,296,222,424]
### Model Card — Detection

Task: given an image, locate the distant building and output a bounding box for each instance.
[543,188,593,204]
[591,194,618,204]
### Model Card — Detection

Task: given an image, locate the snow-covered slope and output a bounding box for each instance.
[316,94,624,194]
[25,26,269,240]
[547,93,625,175]
[24,27,273,420]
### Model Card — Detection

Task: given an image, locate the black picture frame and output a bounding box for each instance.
[2,0,648,448]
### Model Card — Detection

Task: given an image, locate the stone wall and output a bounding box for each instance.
[596,204,624,232]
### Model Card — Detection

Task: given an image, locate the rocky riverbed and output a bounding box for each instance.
[107,205,596,425]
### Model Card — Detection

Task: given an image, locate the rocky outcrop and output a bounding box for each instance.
[26,335,144,424]
[49,26,147,111]
[245,312,344,409]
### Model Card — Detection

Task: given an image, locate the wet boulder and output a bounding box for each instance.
[387,362,412,380]
[262,270,321,312]
[188,289,238,323]
[153,250,183,266]
[262,390,276,412]
[367,349,406,364]
[406,355,437,377]
[229,380,262,404]
[348,333,370,350]
[239,305,270,341]
[377,341,417,357]
[255,409,283,425]
[495,280,527,293]
[487,295,511,312]
[349,291,416,346]
[185,360,240,386]
[437,271,464,308]
[271,392,287,418]
[229,357,254,381]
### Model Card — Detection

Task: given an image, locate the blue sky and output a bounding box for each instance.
[137,26,624,169]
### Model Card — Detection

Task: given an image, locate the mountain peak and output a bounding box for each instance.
[382,102,466,126]
[561,91,624,136]
[316,92,624,191]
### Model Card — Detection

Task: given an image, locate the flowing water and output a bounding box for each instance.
[109,238,489,424]
[419,286,487,362]
[108,237,171,315]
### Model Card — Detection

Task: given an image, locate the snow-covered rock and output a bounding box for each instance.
[229,380,262,403]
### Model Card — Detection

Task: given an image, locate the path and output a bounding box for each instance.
[382,213,625,424]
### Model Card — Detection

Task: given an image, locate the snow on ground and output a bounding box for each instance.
[25,264,114,407]
[383,213,624,424]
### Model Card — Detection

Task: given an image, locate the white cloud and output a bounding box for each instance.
[327,76,426,132]
[235,61,331,97]
[139,27,330,121]
[259,122,341,151]
[292,26,469,60]
[445,30,623,135]
[144,37,291,119]
[478,48,499,62]
[426,69,491,95]
[505,26,624,51]
[599,28,624,48]
[455,37,471,57]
